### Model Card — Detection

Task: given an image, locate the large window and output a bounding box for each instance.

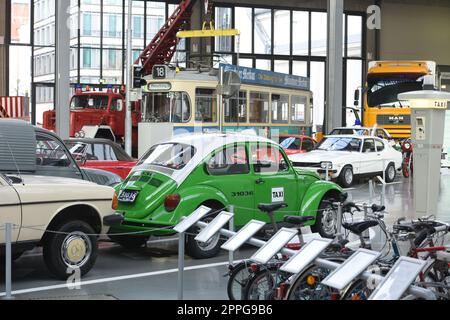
[195,89,217,123]
[249,92,269,123]
[224,91,247,123]
[291,95,307,123]
[142,92,191,123]
[271,94,289,124]
[213,6,365,131]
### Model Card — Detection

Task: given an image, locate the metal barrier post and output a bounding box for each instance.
[325,166,329,181]
[4,223,14,300]
[369,179,374,203]
[335,202,343,241]
[228,206,234,265]
[177,232,185,300]
[363,203,370,240]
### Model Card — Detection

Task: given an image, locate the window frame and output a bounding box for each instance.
[205,143,250,176]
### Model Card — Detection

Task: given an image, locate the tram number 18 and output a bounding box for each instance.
[153,65,167,79]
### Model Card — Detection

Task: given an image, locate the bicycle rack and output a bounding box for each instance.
[174,207,438,301]
[321,248,381,291]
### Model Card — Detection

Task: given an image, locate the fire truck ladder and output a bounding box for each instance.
[135,0,198,76]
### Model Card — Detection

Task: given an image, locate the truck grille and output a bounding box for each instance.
[292,162,321,168]
[377,115,411,125]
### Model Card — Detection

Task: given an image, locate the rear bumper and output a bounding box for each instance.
[103,213,124,226]
[104,213,176,236]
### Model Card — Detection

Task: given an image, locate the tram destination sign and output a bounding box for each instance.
[220,64,310,91]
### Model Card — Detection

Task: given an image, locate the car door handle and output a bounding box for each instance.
[255,178,265,185]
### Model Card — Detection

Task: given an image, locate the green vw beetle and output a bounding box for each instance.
[104,133,343,259]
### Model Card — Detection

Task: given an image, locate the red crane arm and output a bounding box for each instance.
[135,0,197,76]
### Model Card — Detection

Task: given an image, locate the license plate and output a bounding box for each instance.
[118,190,139,203]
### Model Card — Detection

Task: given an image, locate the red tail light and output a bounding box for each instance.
[250,263,260,273]
[164,194,181,212]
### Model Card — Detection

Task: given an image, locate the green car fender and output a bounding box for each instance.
[299,180,343,223]
[172,185,229,223]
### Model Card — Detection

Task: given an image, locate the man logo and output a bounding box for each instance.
[367,5,381,30]
[389,116,404,124]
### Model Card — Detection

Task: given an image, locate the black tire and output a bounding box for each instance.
[338,166,354,188]
[311,196,339,238]
[227,262,251,300]
[43,220,98,280]
[244,269,276,300]
[109,234,149,249]
[385,162,396,183]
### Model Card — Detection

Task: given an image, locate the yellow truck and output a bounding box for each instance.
[356,61,436,139]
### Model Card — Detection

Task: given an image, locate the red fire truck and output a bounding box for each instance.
[43,85,140,151]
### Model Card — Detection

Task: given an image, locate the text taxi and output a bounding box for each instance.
[104,133,343,258]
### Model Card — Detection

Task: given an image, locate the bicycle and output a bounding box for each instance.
[226,202,314,300]
[341,215,450,300]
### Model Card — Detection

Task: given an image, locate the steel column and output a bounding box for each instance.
[55,0,71,139]
[325,0,344,134]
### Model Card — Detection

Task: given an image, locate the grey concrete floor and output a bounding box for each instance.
[1,170,449,300]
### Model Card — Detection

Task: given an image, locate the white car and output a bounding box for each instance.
[329,127,393,140]
[0,173,115,279]
[289,135,402,187]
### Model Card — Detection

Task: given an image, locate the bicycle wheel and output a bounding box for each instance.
[227,262,251,300]
[244,269,276,300]
[286,264,334,300]
[341,279,374,300]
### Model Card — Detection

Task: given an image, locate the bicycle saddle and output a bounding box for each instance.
[283,215,315,225]
[258,202,288,213]
[371,204,385,212]
[342,220,379,235]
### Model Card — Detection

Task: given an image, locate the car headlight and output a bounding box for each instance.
[320,161,333,169]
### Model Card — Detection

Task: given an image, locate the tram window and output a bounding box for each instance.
[224,91,247,123]
[271,94,289,123]
[142,92,190,123]
[195,88,217,123]
[291,95,306,123]
[249,92,269,123]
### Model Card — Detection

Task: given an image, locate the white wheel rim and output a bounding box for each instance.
[197,232,220,251]
[344,169,353,185]
[388,165,395,180]
[322,207,337,235]
[61,232,92,269]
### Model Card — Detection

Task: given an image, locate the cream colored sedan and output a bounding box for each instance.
[0,173,115,279]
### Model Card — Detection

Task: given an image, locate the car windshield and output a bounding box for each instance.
[70,95,109,110]
[317,137,362,152]
[66,142,87,155]
[367,74,424,108]
[138,143,196,170]
[279,137,300,150]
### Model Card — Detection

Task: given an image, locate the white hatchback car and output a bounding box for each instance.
[289,135,402,187]
[0,173,115,279]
